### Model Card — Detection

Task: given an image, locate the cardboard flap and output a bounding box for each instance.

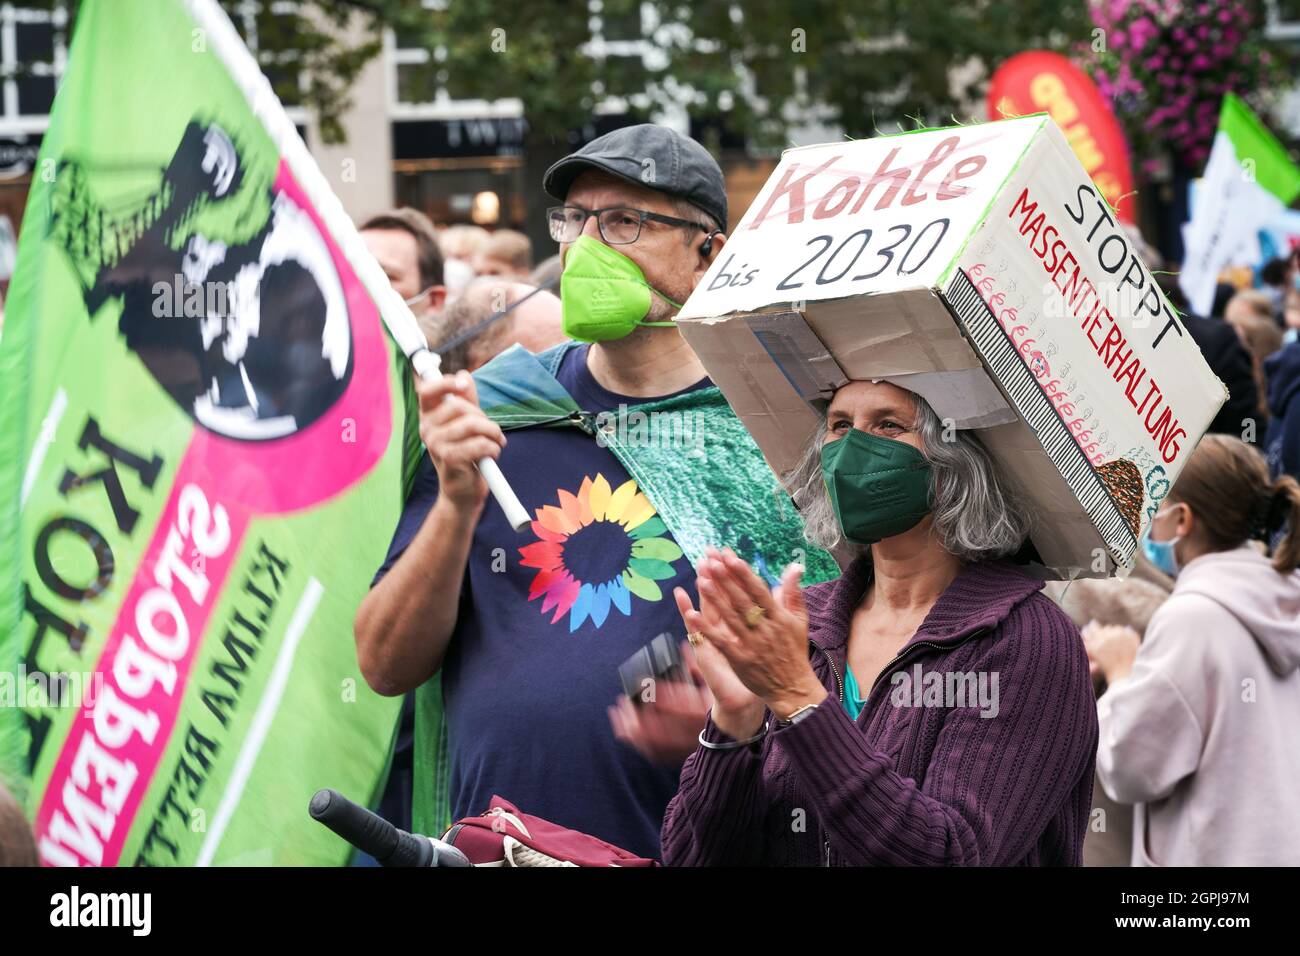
[677,115,1227,579]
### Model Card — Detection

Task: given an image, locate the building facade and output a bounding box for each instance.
[2,0,1298,275]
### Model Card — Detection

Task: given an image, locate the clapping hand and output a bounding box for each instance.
[675,547,826,733]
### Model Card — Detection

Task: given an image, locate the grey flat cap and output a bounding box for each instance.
[543,124,727,232]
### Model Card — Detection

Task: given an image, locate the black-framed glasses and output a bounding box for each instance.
[546,204,708,245]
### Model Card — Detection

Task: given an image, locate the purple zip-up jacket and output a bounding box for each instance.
[661,558,1098,866]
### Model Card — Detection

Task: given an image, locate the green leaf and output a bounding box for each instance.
[628,557,677,581]
[628,516,667,540]
[631,537,684,562]
[622,569,662,602]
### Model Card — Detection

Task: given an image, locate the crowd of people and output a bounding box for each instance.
[357,210,568,374]
[3,122,1297,868]
[349,124,1300,867]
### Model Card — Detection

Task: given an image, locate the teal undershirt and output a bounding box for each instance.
[842,664,868,721]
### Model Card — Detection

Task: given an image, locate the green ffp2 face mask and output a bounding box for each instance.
[821,428,934,546]
[559,235,683,342]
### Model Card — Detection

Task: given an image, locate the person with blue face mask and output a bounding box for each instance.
[359,208,448,347]
[1088,434,1300,865]
[1140,502,1189,577]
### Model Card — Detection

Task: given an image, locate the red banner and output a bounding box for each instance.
[988,51,1136,225]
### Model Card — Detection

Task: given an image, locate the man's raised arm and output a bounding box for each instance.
[354,370,505,696]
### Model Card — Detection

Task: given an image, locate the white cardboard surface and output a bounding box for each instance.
[678,116,1228,579]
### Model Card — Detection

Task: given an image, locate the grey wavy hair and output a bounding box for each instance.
[786,390,1031,562]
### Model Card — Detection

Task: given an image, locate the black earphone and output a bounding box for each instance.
[700,231,721,258]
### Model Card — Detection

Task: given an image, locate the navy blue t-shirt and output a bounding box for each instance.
[374,345,707,860]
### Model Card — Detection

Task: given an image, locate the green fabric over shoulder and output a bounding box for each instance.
[411,342,838,837]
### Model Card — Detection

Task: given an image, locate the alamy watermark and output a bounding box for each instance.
[889,665,1000,718]
[152,272,232,318]
[50,886,151,936]
[594,404,706,456]
[0,665,106,710]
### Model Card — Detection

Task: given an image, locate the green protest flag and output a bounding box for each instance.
[1181,94,1300,316]
[0,0,414,865]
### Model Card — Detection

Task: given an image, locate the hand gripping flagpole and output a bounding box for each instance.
[187,0,531,533]
[404,336,531,534]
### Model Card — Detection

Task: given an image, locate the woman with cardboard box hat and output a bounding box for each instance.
[1087,434,1300,866]
[662,378,1099,866]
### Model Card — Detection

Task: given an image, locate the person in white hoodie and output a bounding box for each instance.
[1084,434,1300,866]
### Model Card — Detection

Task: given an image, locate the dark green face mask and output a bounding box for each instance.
[821,428,934,545]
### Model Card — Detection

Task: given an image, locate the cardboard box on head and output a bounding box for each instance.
[677,114,1228,581]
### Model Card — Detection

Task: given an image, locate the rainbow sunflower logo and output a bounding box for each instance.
[519,473,684,632]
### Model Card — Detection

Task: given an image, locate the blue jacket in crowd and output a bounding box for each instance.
[1265,340,1300,480]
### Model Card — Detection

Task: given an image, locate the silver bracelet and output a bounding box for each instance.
[698,719,769,751]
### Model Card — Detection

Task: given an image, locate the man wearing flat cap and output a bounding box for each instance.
[354,125,834,859]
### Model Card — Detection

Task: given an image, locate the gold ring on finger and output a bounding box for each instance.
[744,605,766,628]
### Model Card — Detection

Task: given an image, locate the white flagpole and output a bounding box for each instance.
[184,0,531,532]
